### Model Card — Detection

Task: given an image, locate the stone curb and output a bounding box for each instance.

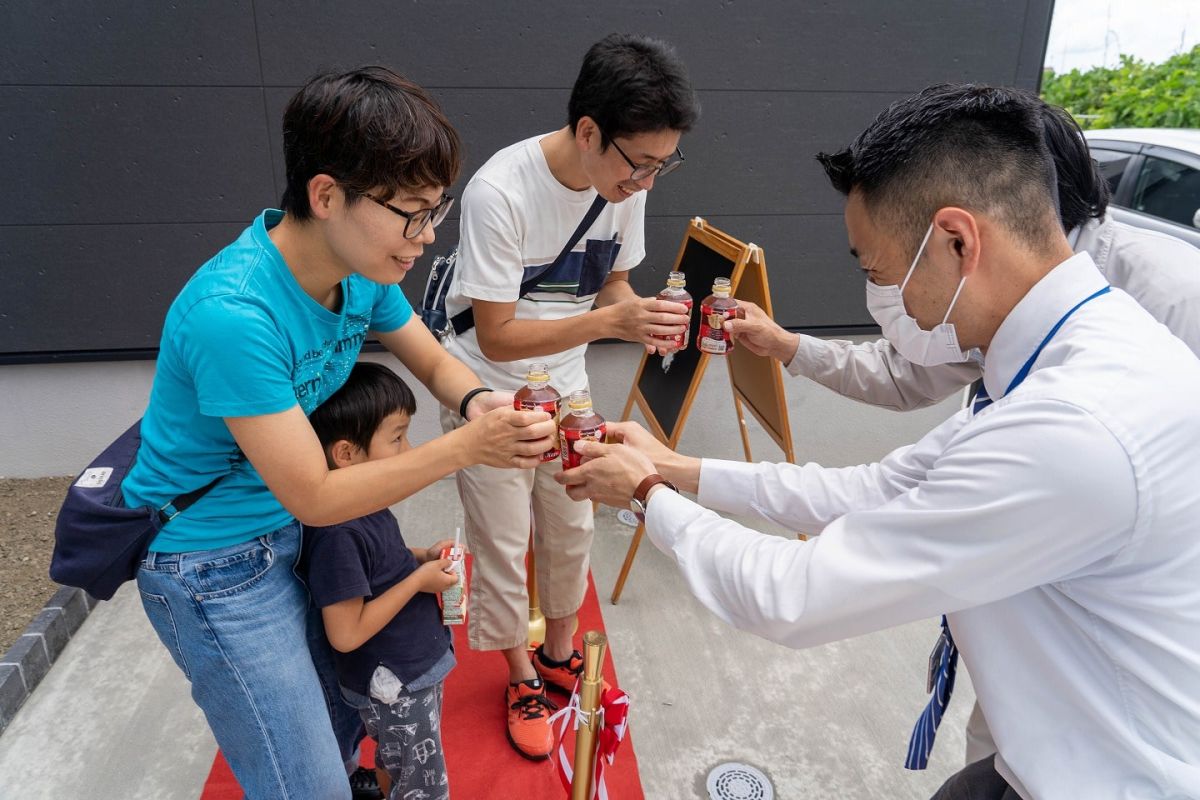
[0,585,98,736]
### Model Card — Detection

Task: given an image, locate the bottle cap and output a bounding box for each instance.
[712,277,731,297]
[667,271,686,288]
[567,389,593,412]
[525,363,550,384]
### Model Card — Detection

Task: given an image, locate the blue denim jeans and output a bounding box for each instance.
[137,522,362,799]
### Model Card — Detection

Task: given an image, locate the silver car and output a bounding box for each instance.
[1084,128,1200,248]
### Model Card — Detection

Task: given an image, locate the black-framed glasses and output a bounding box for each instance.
[606,134,685,182]
[359,191,455,239]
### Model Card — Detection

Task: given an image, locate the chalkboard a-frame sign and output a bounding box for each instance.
[612,217,796,604]
[618,217,794,460]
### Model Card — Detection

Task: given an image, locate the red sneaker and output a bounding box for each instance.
[505,678,557,760]
[532,645,611,696]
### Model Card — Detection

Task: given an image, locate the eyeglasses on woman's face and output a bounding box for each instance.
[357,191,455,239]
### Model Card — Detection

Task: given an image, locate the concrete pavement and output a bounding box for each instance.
[0,339,972,799]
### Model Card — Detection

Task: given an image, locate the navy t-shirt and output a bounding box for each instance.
[302,509,452,696]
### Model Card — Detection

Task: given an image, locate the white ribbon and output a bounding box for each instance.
[549,679,625,800]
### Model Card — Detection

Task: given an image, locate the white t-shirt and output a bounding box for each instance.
[444,133,646,394]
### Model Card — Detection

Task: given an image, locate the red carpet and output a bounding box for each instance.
[200,568,643,799]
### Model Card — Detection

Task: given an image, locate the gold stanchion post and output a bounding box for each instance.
[571,630,608,800]
[527,528,546,650]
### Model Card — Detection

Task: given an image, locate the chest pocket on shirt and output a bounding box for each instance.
[533,237,622,299]
[578,237,621,297]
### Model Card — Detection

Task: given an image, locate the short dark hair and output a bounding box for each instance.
[1040,102,1111,231]
[309,362,417,462]
[280,66,463,221]
[568,33,699,148]
[817,84,1062,258]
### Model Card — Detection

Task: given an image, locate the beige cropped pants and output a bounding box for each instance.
[441,406,594,651]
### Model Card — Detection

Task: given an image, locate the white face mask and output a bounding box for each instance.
[864,223,970,366]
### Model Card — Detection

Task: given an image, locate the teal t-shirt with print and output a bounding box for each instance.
[123,209,413,552]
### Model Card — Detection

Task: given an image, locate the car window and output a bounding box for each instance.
[1133,155,1200,229]
[1090,148,1134,195]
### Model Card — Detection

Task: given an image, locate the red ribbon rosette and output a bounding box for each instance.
[551,682,631,799]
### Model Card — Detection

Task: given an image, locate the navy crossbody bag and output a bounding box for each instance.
[50,420,232,600]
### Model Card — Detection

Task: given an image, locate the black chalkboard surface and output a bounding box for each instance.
[620,218,754,445]
[612,218,796,604]
[634,235,736,442]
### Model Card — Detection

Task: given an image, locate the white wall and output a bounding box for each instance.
[1,362,155,478]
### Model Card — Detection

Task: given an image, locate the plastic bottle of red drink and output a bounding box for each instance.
[513,363,561,462]
[697,277,739,355]
[559,389,606,469]
[655,271,693,350]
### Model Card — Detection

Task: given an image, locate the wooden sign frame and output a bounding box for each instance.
[611,218,795,603]
[727,243,796,464]
[618,217,754,447]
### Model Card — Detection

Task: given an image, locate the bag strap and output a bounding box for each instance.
[449,194,608,337]
[156,453,243,525]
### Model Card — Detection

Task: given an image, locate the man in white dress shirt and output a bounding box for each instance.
[558,84,1200,799]
[723,91,1200,768]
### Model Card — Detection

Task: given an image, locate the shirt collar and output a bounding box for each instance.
[981,251,1108,401]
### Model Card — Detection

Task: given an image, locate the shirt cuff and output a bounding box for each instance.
[696,459,761,516]
[457,279,519,303]
[785,334,827,378]
[643,486,709,557]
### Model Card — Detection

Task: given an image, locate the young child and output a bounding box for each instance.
[304,361,459,800]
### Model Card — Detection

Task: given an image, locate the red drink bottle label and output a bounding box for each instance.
[654,296,693,349]
[698,304,737,354]
[559,423,607,469]
[516,398,561,461]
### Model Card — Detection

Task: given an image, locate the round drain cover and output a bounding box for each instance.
[706,762,774,800]
[616,508,640,527]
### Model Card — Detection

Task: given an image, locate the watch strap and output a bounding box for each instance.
[634,474,677,507]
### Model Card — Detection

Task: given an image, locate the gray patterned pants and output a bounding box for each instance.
[359,680,449,800]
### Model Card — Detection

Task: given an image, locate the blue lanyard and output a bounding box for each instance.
[1000,285,1111,398]
[911,283,1112,773]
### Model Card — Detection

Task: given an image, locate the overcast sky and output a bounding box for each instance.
[1045,0,1198,72]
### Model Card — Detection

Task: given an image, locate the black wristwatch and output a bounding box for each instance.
[631,474,678,522]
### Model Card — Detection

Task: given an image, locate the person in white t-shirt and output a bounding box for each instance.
[439,33,699,760]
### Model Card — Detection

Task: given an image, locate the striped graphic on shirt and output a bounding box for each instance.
[518,241,623,305]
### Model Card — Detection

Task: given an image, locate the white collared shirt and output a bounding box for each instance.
[785,216,1200,411]
[646,253,1200,799]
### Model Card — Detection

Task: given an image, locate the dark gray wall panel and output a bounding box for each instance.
[638,215,866,330]
[2,0,1055,360]
[2,222,249,354]
[0,87,276,226]
[255,0,1033,93]
[261,87,573,209]
[395,213,863,333]
[0,2,260,86]
[647,90,913,217]
[1014,0,1056,90]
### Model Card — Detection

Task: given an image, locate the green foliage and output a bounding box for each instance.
[1042,45,1200,129]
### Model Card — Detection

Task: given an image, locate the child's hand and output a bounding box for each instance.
[423,539,462,564]
[416,559,460,593]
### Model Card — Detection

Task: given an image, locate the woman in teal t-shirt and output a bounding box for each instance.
[125,67,555,799]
